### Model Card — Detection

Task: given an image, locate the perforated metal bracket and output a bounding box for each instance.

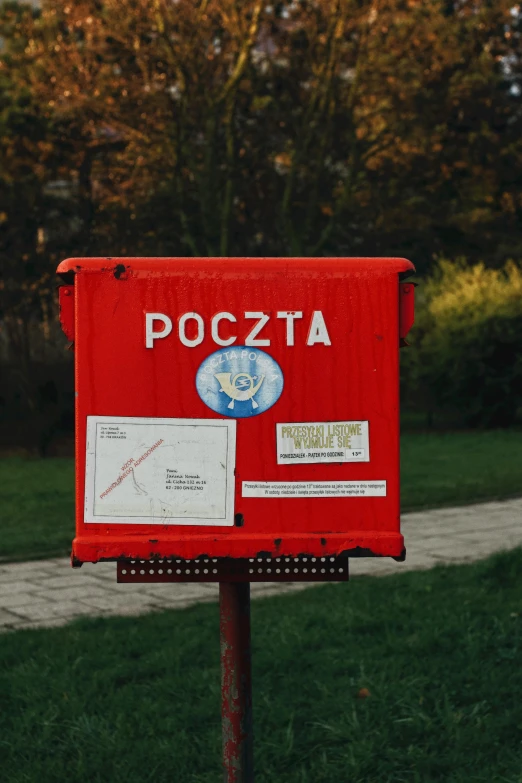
[117,556,349,583]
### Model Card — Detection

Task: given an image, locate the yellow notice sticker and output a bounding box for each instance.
[276,420,369,465]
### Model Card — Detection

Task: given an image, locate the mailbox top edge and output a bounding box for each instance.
[56,256,415,276]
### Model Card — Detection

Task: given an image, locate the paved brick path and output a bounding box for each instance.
[1,498,520,632]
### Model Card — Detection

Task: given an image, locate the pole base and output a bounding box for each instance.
[220,582,254,783]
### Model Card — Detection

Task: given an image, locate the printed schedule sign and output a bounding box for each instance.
[242,481,386,498]
[85,416,236,525]
[276,421,369,465]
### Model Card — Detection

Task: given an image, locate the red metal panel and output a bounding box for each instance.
[399,282,415,346]
[58,257,415,564]
[58,284,75,342]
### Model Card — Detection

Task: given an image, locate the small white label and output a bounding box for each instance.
[276,421,369,465]
[85,416,236,525]
[242,481,386,498]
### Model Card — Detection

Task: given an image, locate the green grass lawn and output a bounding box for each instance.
[1,547,521,782]
[400,429,522,510]
[0,457,75,562]
[0,429,521,562]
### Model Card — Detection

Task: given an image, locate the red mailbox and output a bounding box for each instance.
[57,256,414,565]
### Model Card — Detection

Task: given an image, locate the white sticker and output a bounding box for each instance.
[242,481,386,498]
[276,421,369,465]
[85,416,236,525]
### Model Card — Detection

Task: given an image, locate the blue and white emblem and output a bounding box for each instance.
[196,347,284,418]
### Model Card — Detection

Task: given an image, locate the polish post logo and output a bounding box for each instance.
[196,347,284,418]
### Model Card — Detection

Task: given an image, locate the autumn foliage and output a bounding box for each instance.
[0,0,521,440]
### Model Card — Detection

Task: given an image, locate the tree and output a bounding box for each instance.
[4,0,521,267]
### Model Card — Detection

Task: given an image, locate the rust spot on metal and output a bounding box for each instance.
[320,537,327,546]
[59,285,75,341]
[274,538,282,547]
[114,263,127,279]
[339,546,381,558]
[220,582,254,781]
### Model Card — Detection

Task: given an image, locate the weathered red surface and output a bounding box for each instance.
[220,582,254,782]
[57,256,415,564]
[58,284,75,342]
[399,281,415,346]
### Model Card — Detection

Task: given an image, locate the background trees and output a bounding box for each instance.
[1,0,521,444]
[3,0,521,265]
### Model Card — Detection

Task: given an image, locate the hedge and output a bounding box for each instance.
[401,259,522,428]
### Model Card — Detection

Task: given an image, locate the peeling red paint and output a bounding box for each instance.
[58,284,75,342]
[399,282,415,347]
[71,531,404,565]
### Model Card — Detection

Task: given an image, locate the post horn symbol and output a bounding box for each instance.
[214,372,265,410]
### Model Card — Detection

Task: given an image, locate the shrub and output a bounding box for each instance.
[402,259,522,427]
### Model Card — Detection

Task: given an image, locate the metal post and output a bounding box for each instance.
[219,581,254,783]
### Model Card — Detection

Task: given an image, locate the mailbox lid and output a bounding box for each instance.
[57,256,414,275]
[62,256,414,563]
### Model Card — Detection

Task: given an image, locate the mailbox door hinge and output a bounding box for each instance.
[59,284,75,345]
[399,282,415,347]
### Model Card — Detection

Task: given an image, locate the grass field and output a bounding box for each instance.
[0,429,521,562]
[0,547,521,782]
[400,429,522,510]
